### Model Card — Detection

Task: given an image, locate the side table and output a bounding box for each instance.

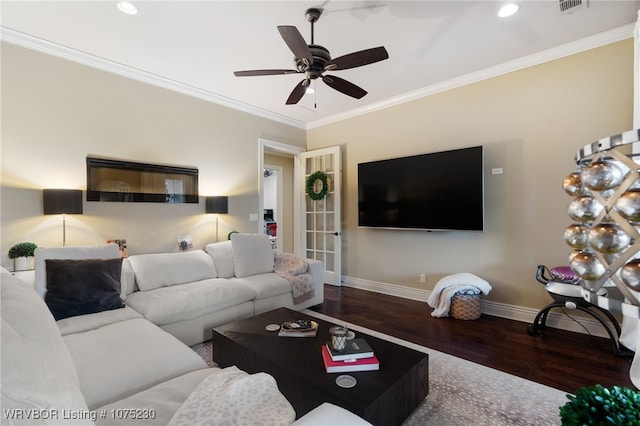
[11,269,36,288]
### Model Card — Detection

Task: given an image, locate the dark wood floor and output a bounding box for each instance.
[311,285,635,393]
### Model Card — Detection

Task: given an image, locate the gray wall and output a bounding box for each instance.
[1,42,305,264]
[307,39,635,309]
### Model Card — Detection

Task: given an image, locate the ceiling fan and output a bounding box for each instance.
[233,7,389,105]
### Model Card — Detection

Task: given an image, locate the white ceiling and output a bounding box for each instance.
[1,1,639,129]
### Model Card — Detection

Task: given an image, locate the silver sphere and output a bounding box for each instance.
[563,224,589,249]
[568,250,581,264]
[562,172,584,196]
[567,196,603,223]
[620,260,640,291]
[615,189,640,222]
[570,252,606,281]
[587,223,630,254]
[581,160,624,191]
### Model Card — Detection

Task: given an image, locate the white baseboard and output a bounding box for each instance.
[341,276,620,341]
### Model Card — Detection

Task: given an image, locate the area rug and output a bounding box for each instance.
[192,310,568,425]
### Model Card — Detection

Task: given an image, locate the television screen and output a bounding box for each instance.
[358,146,484,231]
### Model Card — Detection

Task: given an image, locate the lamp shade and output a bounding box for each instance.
[43,189,83,215]
[205,196,228,214]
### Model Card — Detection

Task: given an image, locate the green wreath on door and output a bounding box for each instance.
[306,171,329,200]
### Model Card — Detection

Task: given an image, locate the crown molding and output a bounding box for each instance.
[0,26,307,130]
[307,23,636,129]
[1,23,634,132]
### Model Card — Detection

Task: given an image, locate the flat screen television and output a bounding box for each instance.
[358,146,484,231]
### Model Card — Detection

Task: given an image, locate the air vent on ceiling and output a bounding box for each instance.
[559,0,588,15]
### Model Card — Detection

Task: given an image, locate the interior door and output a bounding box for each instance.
[299,146,341,286]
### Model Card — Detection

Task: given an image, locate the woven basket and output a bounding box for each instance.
[450,293,482,320]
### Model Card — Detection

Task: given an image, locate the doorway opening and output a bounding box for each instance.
[263,166,282,252]
[258,138,305,255]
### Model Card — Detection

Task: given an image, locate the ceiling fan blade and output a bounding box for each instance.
[234,69,299,77]
[325,46,388,71]
[322,75,367,99]
[286,79,309,105]
[277,26,313,65]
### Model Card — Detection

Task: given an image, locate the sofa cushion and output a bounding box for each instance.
[35,244,121,298]
[205,241,235,278]
[232,273,291,300]
[63,317,207,409]
[57,306,143,336]
[125,278,257,326]
[120,258,137,296]
[1,271,91,422]
[95,369,219,426]
[44,258,125,320]
[128,250,217,292]
[231,233,274,278]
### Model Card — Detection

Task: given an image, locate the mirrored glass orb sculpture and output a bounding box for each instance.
[567,129,640,310]
[620,260,640,291]
[581,160,624,191]
[615,189,640,222]
[567,196,603,223]
[563,224,589,249]
[568,249,581,264]
[562,172,584,196]
[569,252,606,281]
[587,223,630,254]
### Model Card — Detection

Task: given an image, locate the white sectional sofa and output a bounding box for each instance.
[1,236,371,425]
[33,234,324,346]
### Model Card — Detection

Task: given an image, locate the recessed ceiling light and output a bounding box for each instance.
[498,3,519,18]
[117,1,138,15]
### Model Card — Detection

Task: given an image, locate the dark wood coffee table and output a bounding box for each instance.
[212,307,428,426]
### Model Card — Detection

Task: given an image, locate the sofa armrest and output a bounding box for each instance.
[306,258,324,297]
[293,403,373,425]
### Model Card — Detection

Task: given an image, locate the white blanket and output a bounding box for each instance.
[427,273,492,318]
[168,366,296,426]
[275,253,315,304]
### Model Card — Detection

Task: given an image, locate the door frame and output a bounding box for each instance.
[258,138,305,256]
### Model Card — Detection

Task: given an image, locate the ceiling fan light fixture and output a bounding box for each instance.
[117,1,138,15]
[234,8,388,105]
[498,3,519,18]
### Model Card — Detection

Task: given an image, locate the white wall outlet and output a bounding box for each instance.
[491,168,503,175]
[249,213,259,222]
[420,274,426,283]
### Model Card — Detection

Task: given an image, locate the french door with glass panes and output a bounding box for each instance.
[299,146,341,285]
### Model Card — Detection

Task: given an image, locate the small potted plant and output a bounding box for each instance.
[560,384,640,425]
[8,242,37,271]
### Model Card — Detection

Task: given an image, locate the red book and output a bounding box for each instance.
[321,345,379,373]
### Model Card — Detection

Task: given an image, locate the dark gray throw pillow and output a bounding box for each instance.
[45,258,124,320]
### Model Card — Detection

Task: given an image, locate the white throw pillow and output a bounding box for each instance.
[231,234,274,278]
[205,241,235,279]
[128,250,217,292]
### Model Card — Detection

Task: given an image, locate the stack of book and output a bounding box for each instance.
[322,338,379,373]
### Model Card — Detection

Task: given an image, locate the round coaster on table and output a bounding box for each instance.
[265,324,280,332]
[336,375,357,388]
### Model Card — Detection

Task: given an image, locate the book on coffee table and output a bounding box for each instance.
[322,345,379,373]
[326,338,374,361]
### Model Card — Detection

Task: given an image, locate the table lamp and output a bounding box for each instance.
[43,189,83,246]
